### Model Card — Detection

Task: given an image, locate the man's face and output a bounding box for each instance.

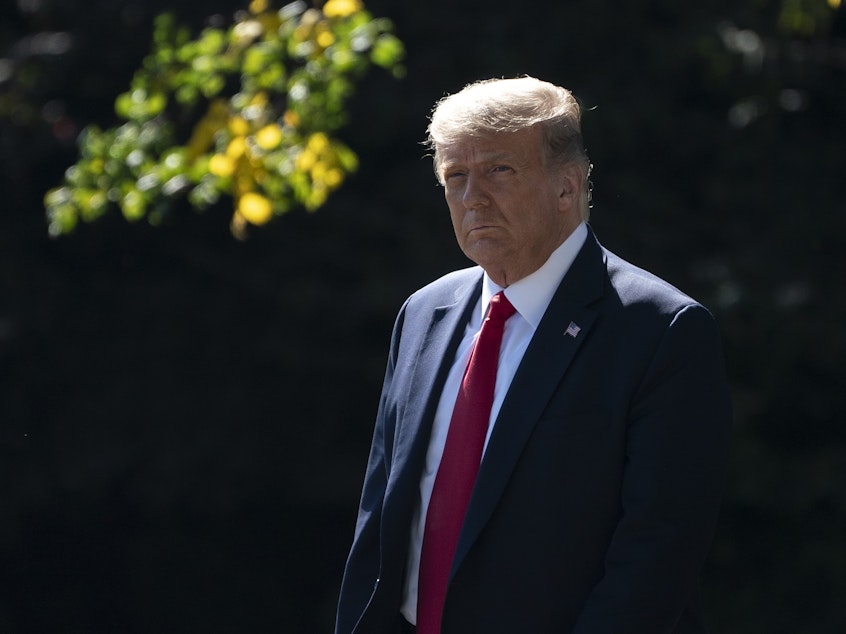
[439,126,582,287]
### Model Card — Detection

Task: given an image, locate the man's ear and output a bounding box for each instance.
[557,162,584,209]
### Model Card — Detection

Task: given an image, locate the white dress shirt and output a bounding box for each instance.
[400,222,588,623]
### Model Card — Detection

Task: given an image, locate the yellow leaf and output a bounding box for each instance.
[295,148,317,172]
[323,0,363,19]
[316,29,336,48]
[311,161,328,181]
[323,168,344,188]
[307,132,330,154]
[249,0,269,13]
[227,137,248,159]
[229,116,250,137]
[255,124,283,150]
[237,192,273,225]
[209,154,236,177]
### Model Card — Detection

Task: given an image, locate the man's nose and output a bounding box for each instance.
[462,173,489,208]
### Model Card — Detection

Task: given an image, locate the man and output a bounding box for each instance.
[336,76,732,633]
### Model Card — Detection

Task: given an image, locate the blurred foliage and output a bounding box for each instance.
[41,0,404,239]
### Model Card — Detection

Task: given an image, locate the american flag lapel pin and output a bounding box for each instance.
[565,321,581,338]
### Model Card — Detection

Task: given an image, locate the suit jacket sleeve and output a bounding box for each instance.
[334,301,406,634]
[572,302,732,632]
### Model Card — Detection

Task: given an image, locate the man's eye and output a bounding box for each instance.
[445,171,466,180]
[491,165,511,173]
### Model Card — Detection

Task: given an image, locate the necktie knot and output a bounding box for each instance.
[486,291,516,325]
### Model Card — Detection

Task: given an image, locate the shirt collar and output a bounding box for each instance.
[481,222,588,330]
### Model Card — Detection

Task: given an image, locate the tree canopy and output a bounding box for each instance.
[42,0,403,238]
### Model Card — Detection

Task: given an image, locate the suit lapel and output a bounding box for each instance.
[384,272,482,516]
[452,232,608,576]
[395,290,477,465]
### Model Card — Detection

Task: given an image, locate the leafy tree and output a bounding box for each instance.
[42,0,404,239]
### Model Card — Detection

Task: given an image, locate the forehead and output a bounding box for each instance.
[439,127,544,166]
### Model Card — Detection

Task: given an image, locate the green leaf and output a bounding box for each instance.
[370,33,404,68]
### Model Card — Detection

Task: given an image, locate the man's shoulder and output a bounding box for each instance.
[601,246,703,314]
[406,265,482,307]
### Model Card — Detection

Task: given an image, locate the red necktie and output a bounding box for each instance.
[417,291,517,633]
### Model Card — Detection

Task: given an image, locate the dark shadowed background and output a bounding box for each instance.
[2,0,845,632]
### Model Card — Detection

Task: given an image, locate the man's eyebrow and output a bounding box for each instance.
[443,150,518,166]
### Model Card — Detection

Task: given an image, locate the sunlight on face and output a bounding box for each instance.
[440,127,582,287]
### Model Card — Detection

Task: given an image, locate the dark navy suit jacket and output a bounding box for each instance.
[336,229,732,633]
